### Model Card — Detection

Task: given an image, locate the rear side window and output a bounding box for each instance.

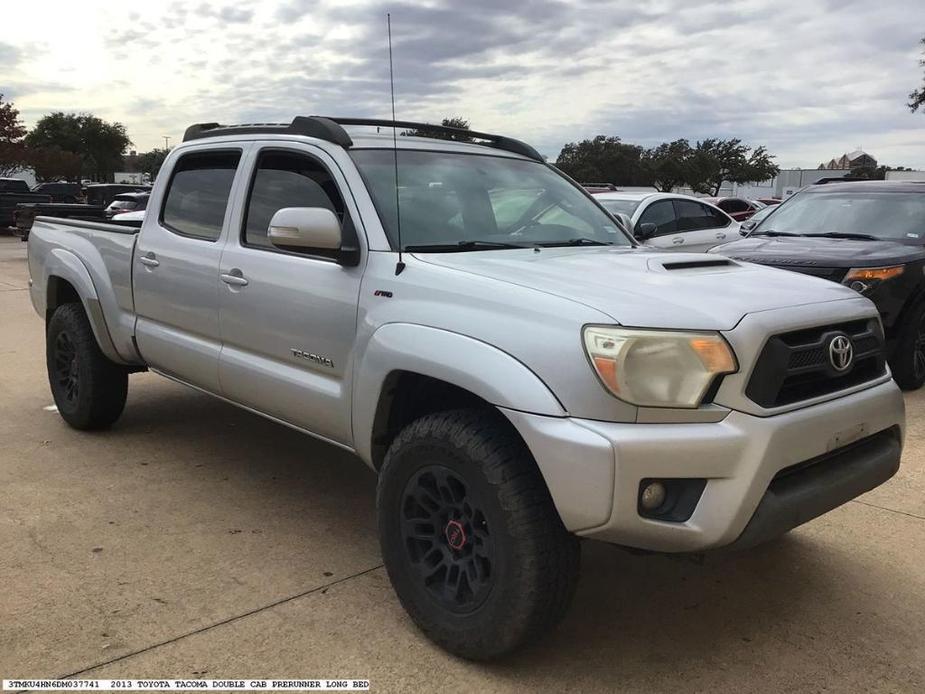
[162,151,240,241]
[675,200,729,230]
[242,150,347,250]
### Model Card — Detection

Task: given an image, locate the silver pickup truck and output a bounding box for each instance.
[28,117,905,660]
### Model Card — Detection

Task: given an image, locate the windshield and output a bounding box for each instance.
[753,191,925,241]
[350,149,633,249]
[598,199,641,216]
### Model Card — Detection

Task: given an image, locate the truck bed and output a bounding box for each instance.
[27,216,143,365]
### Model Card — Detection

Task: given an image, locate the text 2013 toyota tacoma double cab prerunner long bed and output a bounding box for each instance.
[28,117,905,659]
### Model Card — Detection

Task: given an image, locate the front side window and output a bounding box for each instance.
[161,150,241,241]
[637,200,677,236]
[350,149,632,249]
[243,150,348,250]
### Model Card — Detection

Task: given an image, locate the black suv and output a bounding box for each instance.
[711,180,925,389]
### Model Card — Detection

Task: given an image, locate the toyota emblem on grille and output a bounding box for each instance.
[828,334,853,372]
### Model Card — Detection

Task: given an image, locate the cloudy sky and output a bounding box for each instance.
[2,0,924,168]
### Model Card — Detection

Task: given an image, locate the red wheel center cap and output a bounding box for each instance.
[445,520,467,550]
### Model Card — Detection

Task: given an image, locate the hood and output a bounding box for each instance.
[413,247,859,330]
[712,235,925,267]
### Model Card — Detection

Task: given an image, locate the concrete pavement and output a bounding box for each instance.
[0,235,923,692]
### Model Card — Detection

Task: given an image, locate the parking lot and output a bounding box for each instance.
[0,234,923,692]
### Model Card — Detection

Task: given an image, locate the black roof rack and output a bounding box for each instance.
[182,116,543,161]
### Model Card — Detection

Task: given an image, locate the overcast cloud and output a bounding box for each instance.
[1,0,924,168]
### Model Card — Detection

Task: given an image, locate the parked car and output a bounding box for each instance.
[0,180,50,228]
[85,183,150,208]
[104,192,150,218]
[594,191,739,251]
[27,116,904,660]
[702,196,764,221]
[756,197,783,206]
[14,203,106,241]
[0,178,31,194]
[31,182,85,203]
[111,209,146,224]
[712,180,925,389]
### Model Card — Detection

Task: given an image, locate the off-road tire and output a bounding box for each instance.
[46,303,128,429]
[377,409,580,660]
[890,301,925,391]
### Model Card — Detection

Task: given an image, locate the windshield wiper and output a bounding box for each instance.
[538,237,615,247]
[751,229,803,237]
[404,240,530,252]
[803,232,878,241]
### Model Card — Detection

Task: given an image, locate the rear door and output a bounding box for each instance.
[216,143,364,445]
[133,145,247,393]
[672,199,736,251]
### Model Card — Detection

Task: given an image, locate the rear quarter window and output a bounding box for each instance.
[161,150,241,241]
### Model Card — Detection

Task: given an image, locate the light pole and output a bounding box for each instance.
[163,136,171,150]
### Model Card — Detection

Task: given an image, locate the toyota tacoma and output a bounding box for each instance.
[27,117,905,659]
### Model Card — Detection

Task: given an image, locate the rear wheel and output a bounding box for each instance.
[890,302,925,391]
[46,303,128,429]
[377,409,580,660]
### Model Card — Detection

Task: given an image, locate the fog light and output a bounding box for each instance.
[640,481,666,510]
[849,280,868,293]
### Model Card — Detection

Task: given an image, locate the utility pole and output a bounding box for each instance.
[163,136,171,150]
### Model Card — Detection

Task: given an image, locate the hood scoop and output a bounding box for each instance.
[649,257,741,273]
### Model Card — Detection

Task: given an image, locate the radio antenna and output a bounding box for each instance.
[388,13,405,276]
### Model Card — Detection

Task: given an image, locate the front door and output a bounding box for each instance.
[217,144,364,445]
[133,147,245,393]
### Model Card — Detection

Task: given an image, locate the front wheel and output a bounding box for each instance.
[890,302,925,391]
[46,303,128,429]
[377,409,580,660]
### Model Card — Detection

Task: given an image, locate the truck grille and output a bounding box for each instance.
[746,319,886,408]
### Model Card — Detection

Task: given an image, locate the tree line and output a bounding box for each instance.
[404,118,780,196]
[0,93,146,183]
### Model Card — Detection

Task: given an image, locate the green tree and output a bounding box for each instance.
[641,139,693,192]
[25,112,132,182]
[402,116,474,142]
[0,93,29,178]
[910,36,925,113]
[686,138,779,196]
[29,146,83,182]
[555,135,649,186]
[137,147,172,181]
[850,164,909,180]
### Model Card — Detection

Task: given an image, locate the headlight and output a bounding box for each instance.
[583,326,737,408]
[843,265,904,294]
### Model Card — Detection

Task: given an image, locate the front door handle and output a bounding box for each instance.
[139,252,159,267]
[221,269,248,287]
[672,237,684,245]
[716,232,726,239]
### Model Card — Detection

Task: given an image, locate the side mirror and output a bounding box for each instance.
[267,207,359,265]
[636,222,657,240]
[269,207,341,249]
[740,220,757,235]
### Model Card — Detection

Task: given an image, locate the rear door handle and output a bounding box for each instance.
[139,252,159,267]
[672,237,684,245]
[221,269,248,287]
[715,232,726,239]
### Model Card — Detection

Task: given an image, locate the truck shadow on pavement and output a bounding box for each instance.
[111,380,875,681]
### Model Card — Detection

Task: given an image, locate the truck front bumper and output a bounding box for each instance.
[501,379,904,552]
